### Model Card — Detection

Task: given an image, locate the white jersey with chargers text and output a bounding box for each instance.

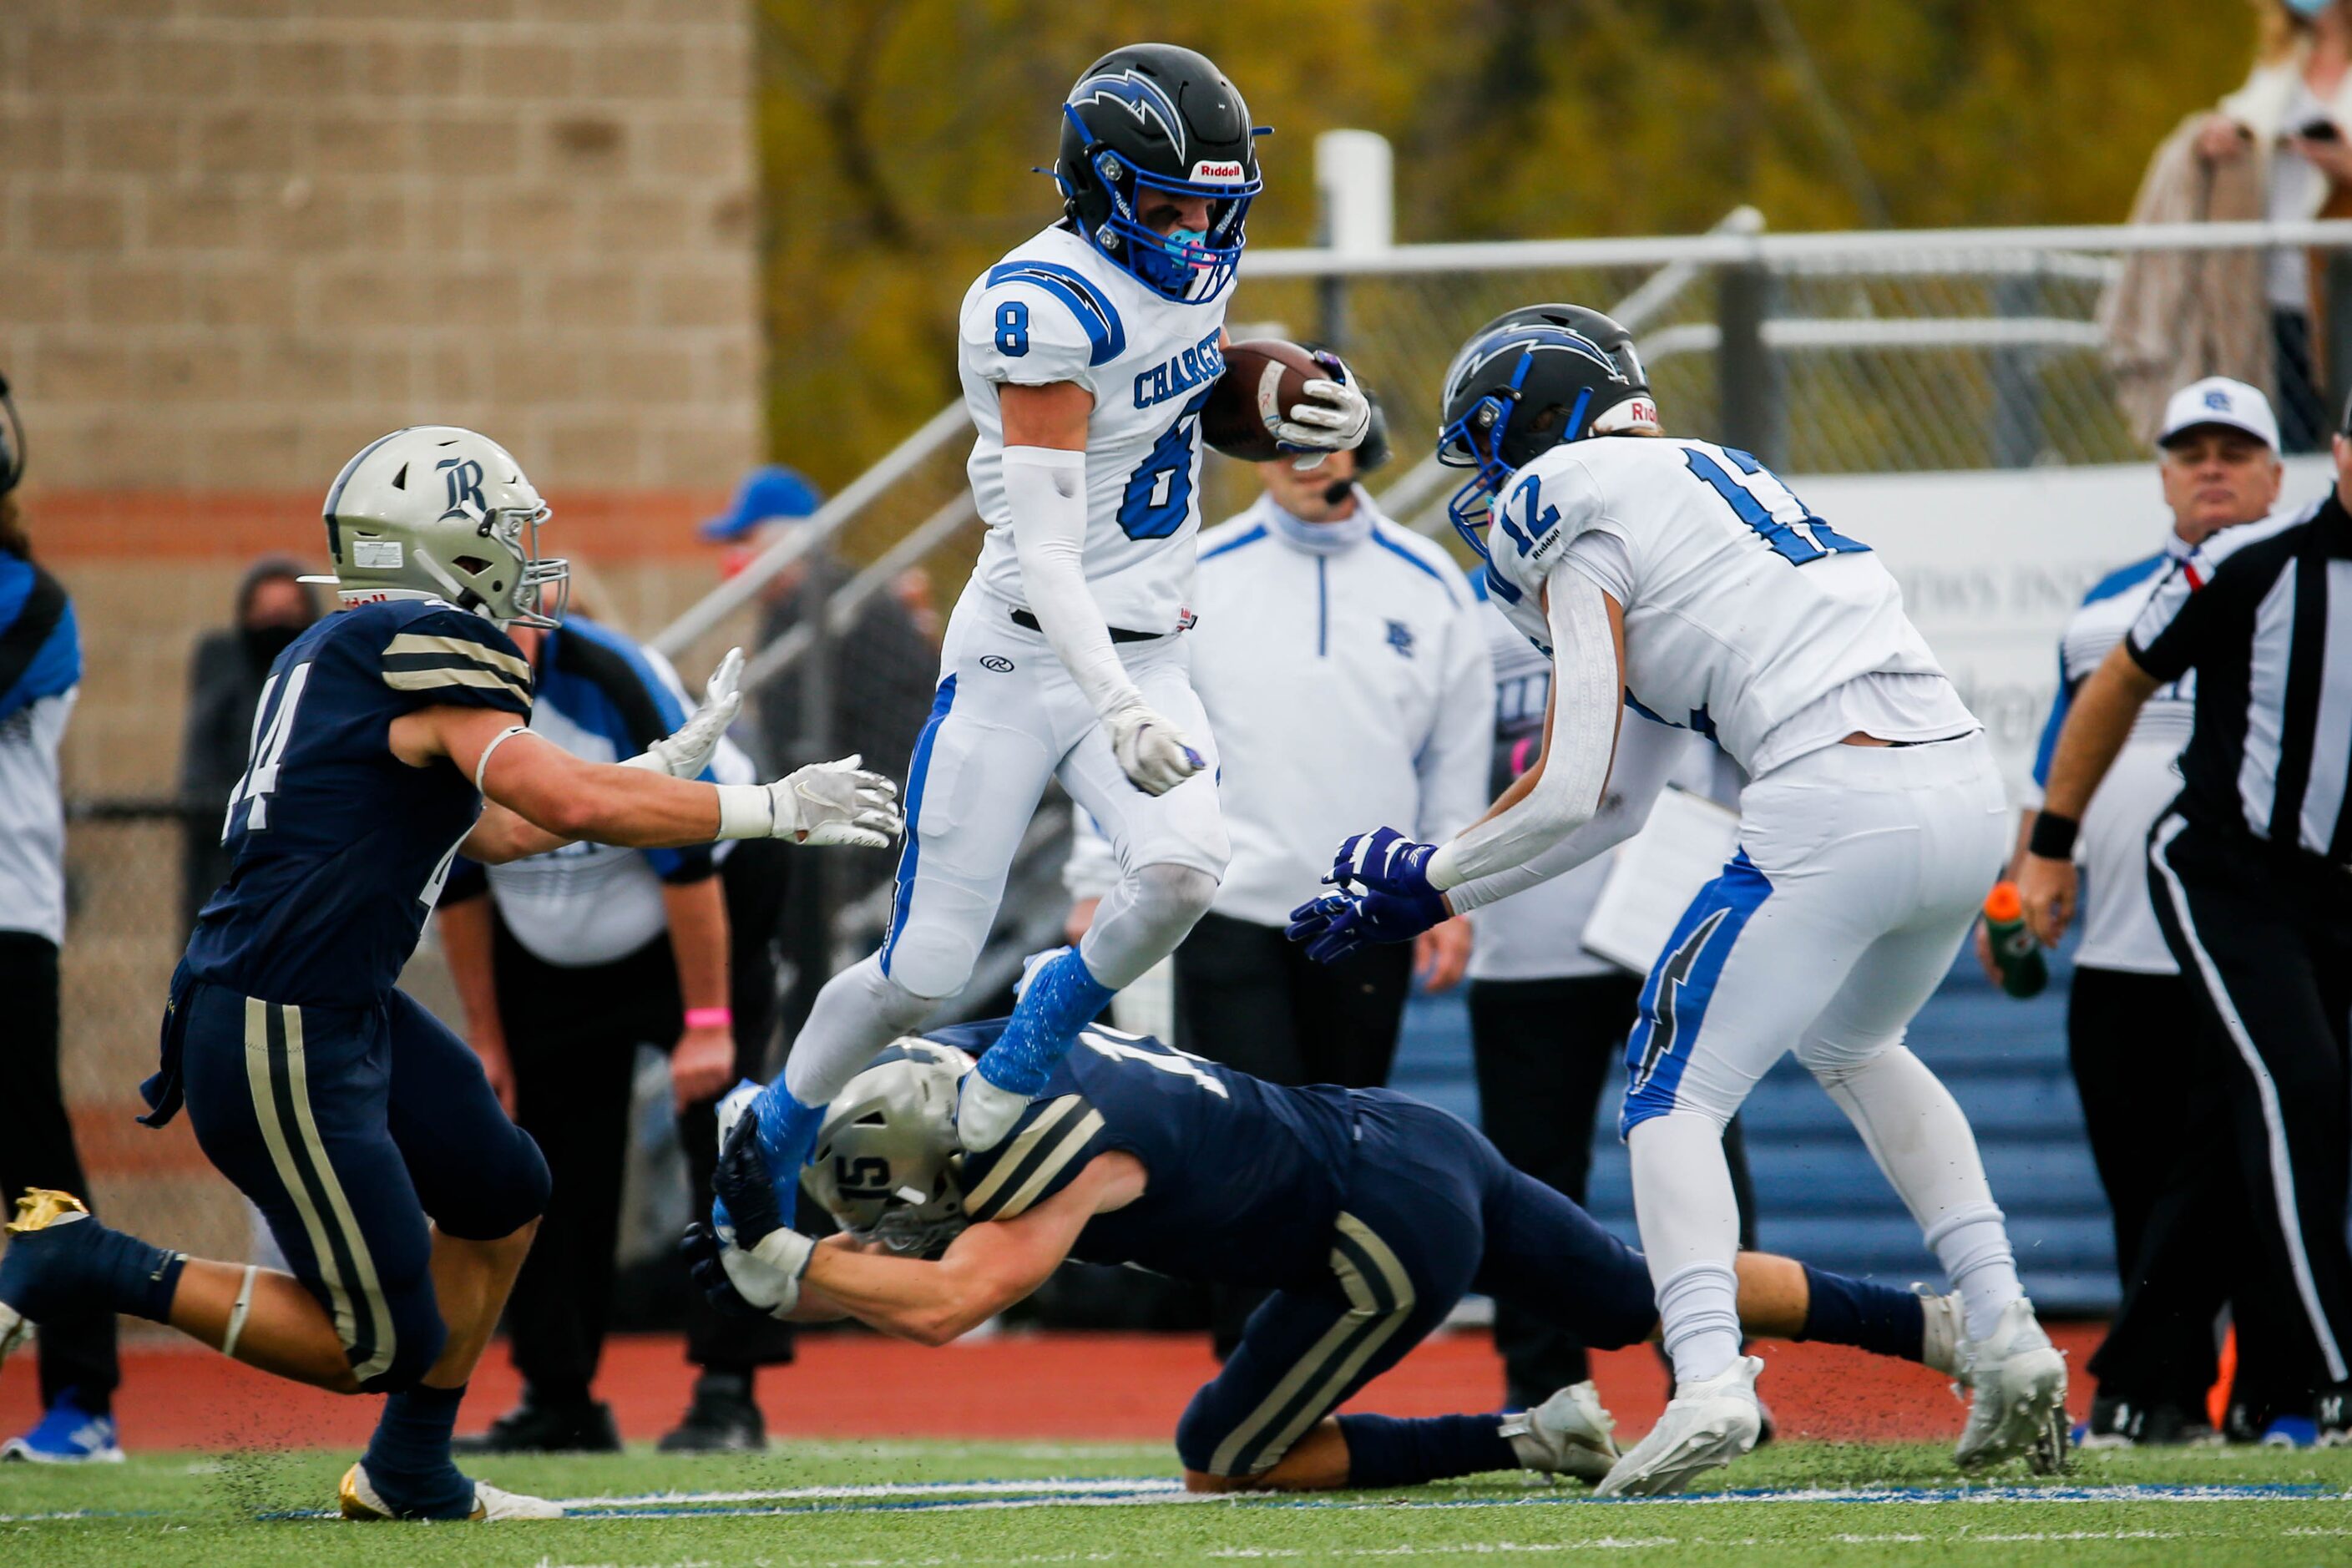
[959,224,1232,635]
[1481,436,1974,777]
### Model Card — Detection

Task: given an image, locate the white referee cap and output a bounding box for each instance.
[2157,377,2280,453]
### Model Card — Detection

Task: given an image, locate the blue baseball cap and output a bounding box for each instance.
[700,465,823,542]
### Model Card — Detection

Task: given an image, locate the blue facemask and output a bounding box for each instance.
[2289,0,2333,18]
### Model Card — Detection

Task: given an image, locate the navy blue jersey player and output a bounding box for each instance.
[693,1021,1967,1494]
[0,425,902,1521]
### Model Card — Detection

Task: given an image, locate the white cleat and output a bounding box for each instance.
[1595,1355,1763,1497]
[1954,1297,2070,1474]
[955,1072,1031,1154]
[1915,1283,1965,1378]
[339,1461,564,1521]
[1500,1380,1620,1483]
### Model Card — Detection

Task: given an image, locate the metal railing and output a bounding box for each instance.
[655,212,2352,670]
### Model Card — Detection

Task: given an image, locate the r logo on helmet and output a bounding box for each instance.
[436,457,487,523]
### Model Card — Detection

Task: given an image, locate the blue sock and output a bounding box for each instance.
[979,949,1114,1096]
[751,1080,824,1176]
[1336,1413,1518,1487]
[1798,1263,1926,1363]
[361,1382,473,1520]
[8,1216,186,1324]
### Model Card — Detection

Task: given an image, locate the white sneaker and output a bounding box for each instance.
[1500,1380,1619,1483]
[1594,1355,1763,1497]
[1915,1284,1965,1378]
[339,1461,564,1520]
[1954,1297,2069,1473]
[955,1072,1030,1154]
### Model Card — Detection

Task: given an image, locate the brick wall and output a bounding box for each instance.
[2,0,760,492]
[0,2,764,1259]
[1,0,761,794]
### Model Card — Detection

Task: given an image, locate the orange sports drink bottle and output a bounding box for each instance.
[1980,882,2048,999]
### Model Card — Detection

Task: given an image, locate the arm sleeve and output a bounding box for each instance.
[1443,710,1682,914]
[1062,809,1120,903]
[962,276,1110,397]
[959,1094,1114,1222]
[1414,594,1498,843]
[378,609,533,719]
[1005,445,1144,721]
[1426,569,1621,891]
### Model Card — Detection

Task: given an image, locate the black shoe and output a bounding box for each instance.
[453,1396,620,1454]
[658,1377,766,1453]
[2223,1399,2275,1444]
[2082,1393,2140,1449]
[2317,1382,2352,1446]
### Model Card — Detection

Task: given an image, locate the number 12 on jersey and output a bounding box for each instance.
[1683,445,1867,565]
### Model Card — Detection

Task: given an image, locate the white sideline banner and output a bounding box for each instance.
[1791,456,2335,803]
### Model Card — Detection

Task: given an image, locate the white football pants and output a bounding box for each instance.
[1620,734,2022,1367]
[781,585,1228,1108]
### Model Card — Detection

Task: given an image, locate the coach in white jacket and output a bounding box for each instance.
[1070,412,1491,1093]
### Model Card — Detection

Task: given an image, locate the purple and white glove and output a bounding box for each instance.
[1328,827,1442,901]
[1285,888,1447,966]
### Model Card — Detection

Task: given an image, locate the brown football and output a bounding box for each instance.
[1201,338,1322,462]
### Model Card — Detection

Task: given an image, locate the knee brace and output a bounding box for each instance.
[353,1272,451,1394]
[1080,862,1221,990]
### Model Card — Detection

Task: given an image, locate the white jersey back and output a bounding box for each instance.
[959,225,1231,634]
[1483,435,1966,777]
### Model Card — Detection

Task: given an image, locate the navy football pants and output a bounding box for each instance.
[1176,1090,1657,1477]
[172,978,549,1393]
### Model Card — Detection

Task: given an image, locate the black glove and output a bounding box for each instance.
[680,1222,768,1321]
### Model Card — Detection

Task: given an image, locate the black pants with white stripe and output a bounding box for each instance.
[2147,812,2352,1405]
[0,933,117,1412]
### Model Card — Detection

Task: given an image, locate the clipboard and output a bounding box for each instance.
[1580,785,1742,974]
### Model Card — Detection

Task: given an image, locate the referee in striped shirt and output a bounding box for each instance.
[2021,406,2352,1443]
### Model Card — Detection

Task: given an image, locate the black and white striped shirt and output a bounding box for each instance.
[2128,491,2352,862]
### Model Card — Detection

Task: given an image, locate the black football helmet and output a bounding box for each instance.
[1435,306,1657,559]
[1055,43,1263,304]
[0,371,22,497]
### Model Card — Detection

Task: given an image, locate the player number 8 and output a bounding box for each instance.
[995,301,1029,358]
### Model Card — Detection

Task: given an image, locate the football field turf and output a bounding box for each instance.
[3,1441,2349,1567]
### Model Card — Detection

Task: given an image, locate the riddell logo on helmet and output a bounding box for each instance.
[1189,159,1247,183]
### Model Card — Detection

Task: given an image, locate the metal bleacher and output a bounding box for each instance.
[1389,944,2116,1315]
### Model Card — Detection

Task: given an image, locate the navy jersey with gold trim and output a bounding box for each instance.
[929,1019,1358,1290]
[182,599,533,1006]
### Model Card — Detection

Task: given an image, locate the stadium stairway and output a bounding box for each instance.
[1390,945,2122,1315]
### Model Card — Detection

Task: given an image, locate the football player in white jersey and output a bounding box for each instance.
[736,44,1370,1196]
[1289,306,2065,1495]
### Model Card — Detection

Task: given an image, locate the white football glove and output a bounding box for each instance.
[1274,352,1372,468]
[716,1222,814,1318]
[1107,703,1204,797]
[716,755,903,846]
[620,646,743,779]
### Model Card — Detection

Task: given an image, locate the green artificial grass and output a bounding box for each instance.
[2,1439,2348,1567]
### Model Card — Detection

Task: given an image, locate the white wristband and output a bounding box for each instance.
[714,782,777,841]
[473,725,533,794]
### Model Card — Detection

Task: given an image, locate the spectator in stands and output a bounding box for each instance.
[0,372,120,1462]
[1462,589,1762,1413]
[701,466,939,1034]
[1992,377,2296,1444]
[1064,402,1489,1353]
[176,557,320,937]
[2197,0,2352,448]
[439,613,795,1454]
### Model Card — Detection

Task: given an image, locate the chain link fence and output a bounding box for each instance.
[48,219,2352,1302]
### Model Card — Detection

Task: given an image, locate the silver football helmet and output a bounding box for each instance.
[317,426,568,626]
[800,1039,971,1257]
